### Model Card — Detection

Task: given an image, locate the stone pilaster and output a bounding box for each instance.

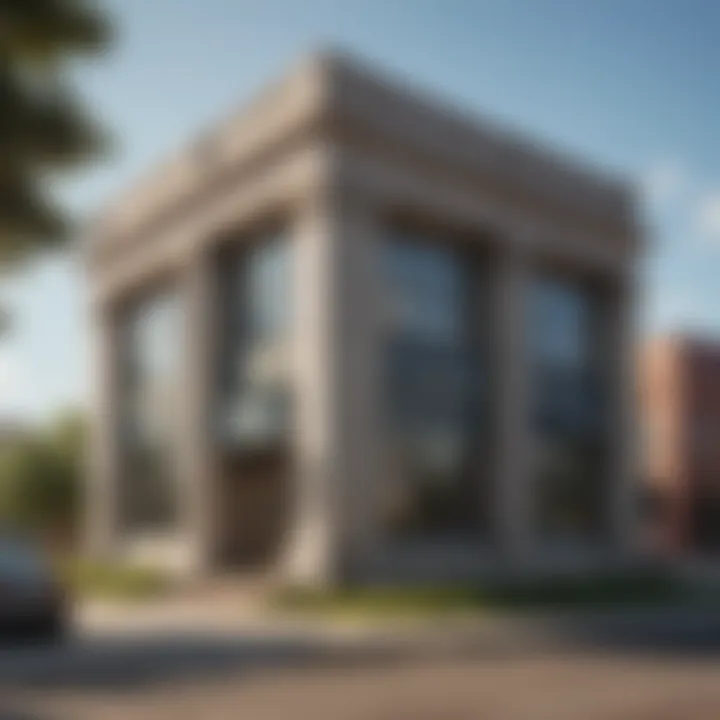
[281,188,341,585]
[492,246,533,565]
[333,193,384,580]
[180,250,220,574]
[85,304,121,560]
[281,173,384,585]
[607,278,639,556]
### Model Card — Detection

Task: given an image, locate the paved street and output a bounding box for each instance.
[2,607,720,719]
[2,641,720,720]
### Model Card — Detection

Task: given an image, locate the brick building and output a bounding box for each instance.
[641,336,720,555]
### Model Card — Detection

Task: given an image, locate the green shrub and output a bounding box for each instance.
[0,411,84,540]
[275,570,686,618]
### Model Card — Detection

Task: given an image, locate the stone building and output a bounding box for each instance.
[85,52,642,585]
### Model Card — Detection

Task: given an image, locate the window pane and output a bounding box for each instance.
[219,232,293,447]
[532,276,608,542]
[120,289,183,532]
[383,234,487,539]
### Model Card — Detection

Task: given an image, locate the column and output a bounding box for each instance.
[606,278,639,556]
[281,188,339,586]
[491,246,533,565]
[335,193,384,578]
[282,184,383,585]
[85,303,121,560]
[180,250,220,574]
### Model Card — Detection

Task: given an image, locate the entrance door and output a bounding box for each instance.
[219,450,290,567]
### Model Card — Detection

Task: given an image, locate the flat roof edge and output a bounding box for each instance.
[88,49,638,249]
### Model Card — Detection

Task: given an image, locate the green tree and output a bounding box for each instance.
[0,410,85,541]
[0,1,112,331]
[1,0,112,259]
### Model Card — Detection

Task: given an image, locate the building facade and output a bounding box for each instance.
[85,53,642,585]
[641,336,720,556]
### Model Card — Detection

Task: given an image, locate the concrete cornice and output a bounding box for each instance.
[86,52,332,253]
[322,50,634,218]
[87,49,639,258]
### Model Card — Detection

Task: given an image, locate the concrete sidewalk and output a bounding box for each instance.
[77,593,720,659]
[3,598,720,720]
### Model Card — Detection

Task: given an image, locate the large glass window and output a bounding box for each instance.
[218,232,293,448]
[119,289,183,532]
[531,276,609,542]
[383,233,487,539]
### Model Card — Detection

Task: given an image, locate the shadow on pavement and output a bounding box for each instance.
[536,607,720,657]
[0,711,49,720]
[0,607,720,692]
[0,630,403,692]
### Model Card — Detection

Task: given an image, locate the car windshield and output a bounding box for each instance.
[0,540,48,584]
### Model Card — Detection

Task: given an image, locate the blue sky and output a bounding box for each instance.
[2,0,720,420]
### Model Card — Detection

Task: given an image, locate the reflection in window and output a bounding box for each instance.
[219,232,293,448]
[120,290,182,532]
[532,277,608,542]
[383,234,487,538]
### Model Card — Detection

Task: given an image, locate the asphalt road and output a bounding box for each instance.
[2,607,720,719]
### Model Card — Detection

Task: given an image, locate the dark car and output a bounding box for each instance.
[0,536,69,642]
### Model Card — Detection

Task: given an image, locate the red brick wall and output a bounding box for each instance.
[641,337,720,555]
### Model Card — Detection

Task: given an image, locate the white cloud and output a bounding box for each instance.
[696,191,720,246]
[640,161,686,209]
[639,161,720,252]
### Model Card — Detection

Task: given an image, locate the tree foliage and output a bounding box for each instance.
[0,410,85,536]
[0,0,112,266]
